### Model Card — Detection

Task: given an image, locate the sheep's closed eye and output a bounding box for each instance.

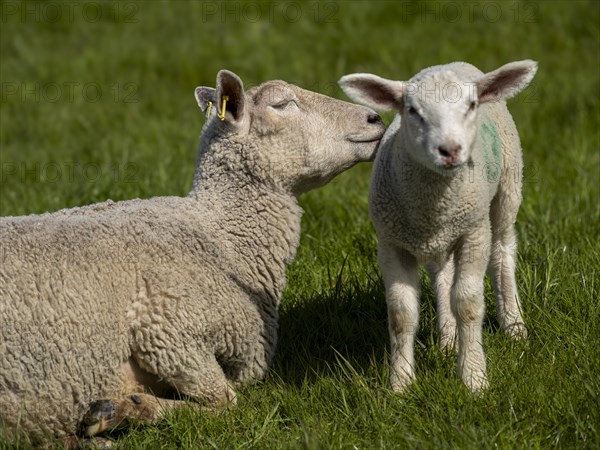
[271,99,298,110]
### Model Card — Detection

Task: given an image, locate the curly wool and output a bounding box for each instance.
[339,60,536,393]
[0,166,300,441]
[1,69,384,444]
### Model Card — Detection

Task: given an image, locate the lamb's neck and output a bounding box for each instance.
[393,144,473,198]
[379,136,483,260]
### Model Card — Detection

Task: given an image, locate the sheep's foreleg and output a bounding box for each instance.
[129,270,238,410]
[80,394,189,437]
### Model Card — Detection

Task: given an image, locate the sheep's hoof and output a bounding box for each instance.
[469,379,489,395]
[81,399,119,437]
[81,394,157,437]
[81,395,146,437]
[61,435,114,449]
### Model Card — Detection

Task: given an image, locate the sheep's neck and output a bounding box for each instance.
[190,135,281,194]
[190,181,301,311]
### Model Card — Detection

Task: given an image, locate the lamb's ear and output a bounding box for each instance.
[194,87,216,115]
[215,70,248,127]
[476,60,538,103]
[338,73,405,111]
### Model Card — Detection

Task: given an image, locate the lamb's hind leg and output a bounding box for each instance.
[489,166,527,339]
[488,224,527,339]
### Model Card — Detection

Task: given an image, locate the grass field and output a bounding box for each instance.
[1,0,599,448]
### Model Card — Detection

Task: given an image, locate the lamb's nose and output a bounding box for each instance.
[367,113,383,124]
[438,144,462,160]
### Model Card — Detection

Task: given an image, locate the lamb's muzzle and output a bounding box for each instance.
[437,143,462,168]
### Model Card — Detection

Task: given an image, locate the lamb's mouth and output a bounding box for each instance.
[437,160,466,172]
[442,161,462,169]
[440,155,473,170]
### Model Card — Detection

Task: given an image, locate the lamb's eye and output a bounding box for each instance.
[407,106,423,121]
[468,101,477,112]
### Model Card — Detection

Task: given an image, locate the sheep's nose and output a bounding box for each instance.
[367,113,383,124]
[438,144,462,160]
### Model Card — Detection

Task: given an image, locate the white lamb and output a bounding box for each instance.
[339,60,537,392]
[0,69,384,447]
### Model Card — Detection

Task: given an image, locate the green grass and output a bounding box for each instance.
[1,0,599,448]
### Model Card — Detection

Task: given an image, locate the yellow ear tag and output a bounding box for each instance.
[217,96,229,121]
[205,101,213,119]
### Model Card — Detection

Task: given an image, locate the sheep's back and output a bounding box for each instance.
[0,196,225,439]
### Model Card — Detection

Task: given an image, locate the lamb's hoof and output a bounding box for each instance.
[504,322,528,340]
[462,372,489,394]
[440,335,457,354]
[389,369,415,393]
[81,400,118,437]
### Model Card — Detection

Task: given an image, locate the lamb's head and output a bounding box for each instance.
[194,70,385,195]
[339,60,538,174]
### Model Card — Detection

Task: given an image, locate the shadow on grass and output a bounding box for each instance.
[273,269,389,386]
[274,267,507,386]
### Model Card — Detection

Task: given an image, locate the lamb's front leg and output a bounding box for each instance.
[427,255,457,352]
[378,243,420,392]
[452,228,491,392]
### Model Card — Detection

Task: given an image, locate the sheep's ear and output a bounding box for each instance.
[215,70,248,127]
[338,73,405,111]
[194,87,216,115]
[476,60,538,103]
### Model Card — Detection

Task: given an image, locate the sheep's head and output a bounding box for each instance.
[339,60,538,174]
[194,70,385,195]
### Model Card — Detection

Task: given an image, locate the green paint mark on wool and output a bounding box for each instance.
[480,119,501,166]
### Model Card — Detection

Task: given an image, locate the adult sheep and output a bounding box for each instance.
[0,70,385,446]
[339,60,537,392]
